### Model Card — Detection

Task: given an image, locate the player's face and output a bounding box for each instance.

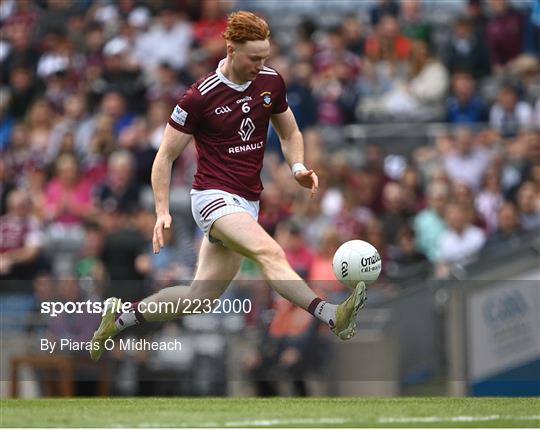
[230,39,270,81]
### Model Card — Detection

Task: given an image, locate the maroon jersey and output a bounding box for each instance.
[168,60,288,201]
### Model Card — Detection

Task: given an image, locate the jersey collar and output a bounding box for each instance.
[216,58,252,92]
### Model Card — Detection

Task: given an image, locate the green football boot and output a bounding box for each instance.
[90,297,121,361]
[332,281,367,340]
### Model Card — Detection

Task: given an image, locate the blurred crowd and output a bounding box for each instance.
[1,0,540,396]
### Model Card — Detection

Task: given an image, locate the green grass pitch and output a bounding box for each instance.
[1,397,539,427]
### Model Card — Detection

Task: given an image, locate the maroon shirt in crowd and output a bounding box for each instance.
[485,9,524,66]
[168,60,289,201]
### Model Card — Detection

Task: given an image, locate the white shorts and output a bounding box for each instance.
[190,189,260,241]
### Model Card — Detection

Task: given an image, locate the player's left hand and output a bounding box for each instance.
[294,168,319,198]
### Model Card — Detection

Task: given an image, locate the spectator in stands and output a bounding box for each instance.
[266,57,317,149]
[399,166,425,213]
[444,127,490,191]
[81,21,105,68]
[466,0,489,39]
[192,0,229,64]
[134,6,193,77]
[47,93,93,164]
[26,99,54,157]
[95,91,135,138]
[145,62,186,106]
[445,16,491,79]
[386,225,430,281]
[37,46,73,114]
[277,220,314,281]
[361,39,448,120]
[308,228,346,299]
[489,83,534,138]
[314,27,362,80]
[101,38,146,113]
[451,181,487,230]
[485,0,524,70]
[5,123,34,183]
[1,19,40,86]
[100,209,149,302]
[507,55,540,106]
[258,184,291,237]
[117,118,157,186]
[37,1,78,40]
[75,222,106,296]
[364,218,388,265]
[341,16,365,56]
[6,62,41,121]
[44,153,95,226]
[446,71,488,124]
[359,14,411,104]
[369,0,400,27]
[516,181,540,231]
[475,165,505,233]
[95,150,140,216]
[400,0,431,43]
[294,190,332,251]
[141,211,192,285]
[414,181,449,262]
[379,182,411,245]
[0,189,43,284]
[485,201,523,247]
[436,201,486,275]
[331,186,371,242]
[363,13,411,81]
[285,61,318,130]
[366,13,412,62]
[312,27,362,125]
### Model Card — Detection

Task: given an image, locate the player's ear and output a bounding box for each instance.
[226,42,235,58]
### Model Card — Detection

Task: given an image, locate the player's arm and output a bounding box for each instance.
[271,107,318,197]
[151,123,192,253]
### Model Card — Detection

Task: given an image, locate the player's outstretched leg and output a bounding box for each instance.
[90,237,243,361]
[210,213,368,341]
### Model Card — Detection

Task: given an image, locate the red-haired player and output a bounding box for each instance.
[90,11,366,361]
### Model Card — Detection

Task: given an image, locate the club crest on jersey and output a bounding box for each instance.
[260,91,272,108]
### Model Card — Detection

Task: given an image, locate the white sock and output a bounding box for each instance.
[314,301,337,328]
[115,311,139,331]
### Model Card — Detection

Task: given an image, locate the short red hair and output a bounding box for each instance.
[222,11,270,43]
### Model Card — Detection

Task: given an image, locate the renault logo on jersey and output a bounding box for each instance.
[215,106,232,115]
[260,91,272,108]
[238,117,255,142]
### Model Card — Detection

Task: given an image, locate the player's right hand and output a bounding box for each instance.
[153,213,172,254]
